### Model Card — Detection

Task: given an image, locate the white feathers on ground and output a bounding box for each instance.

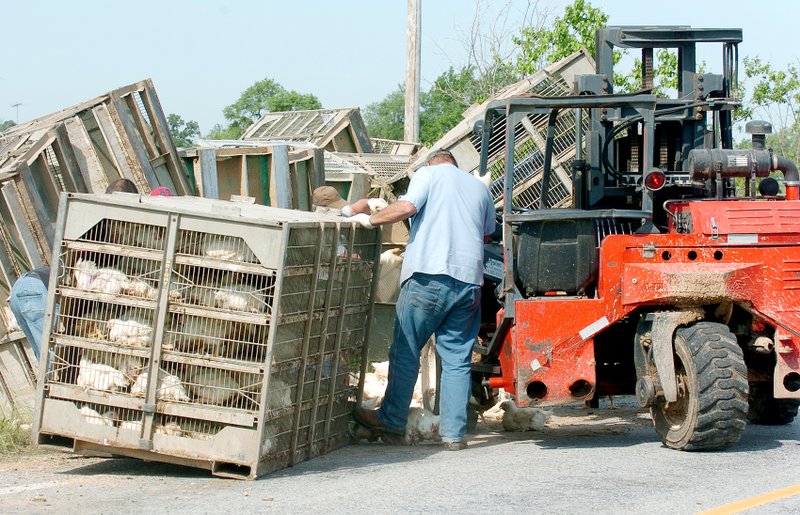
[174,315,227,356]
[500,400,551,432]
[107,314,153,347]
[77,357,130,392]
[186,368,240,406]
[119,419,143,432]
[201,238,256,262]
[131,370,191,402]
[214,283,265,313]
[79,406,115,427]
[405,407,440,445]
[267,378,292,411]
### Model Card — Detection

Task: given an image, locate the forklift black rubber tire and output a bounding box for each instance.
[650,321,748,451]
[747,383,800,425]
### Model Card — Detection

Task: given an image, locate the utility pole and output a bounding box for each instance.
[11,102,22,123]
[404,0,421,143]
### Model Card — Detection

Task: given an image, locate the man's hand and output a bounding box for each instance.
[367,198,389,214]
[345,213,374,229]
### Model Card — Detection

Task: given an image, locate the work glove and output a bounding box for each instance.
[367,198,389,214]
[345,213,374,229]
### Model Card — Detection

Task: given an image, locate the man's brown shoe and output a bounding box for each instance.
[353,407,404,435]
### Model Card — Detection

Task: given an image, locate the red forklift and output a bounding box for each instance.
[473,26,800,450]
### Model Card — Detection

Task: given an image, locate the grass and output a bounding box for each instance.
[0,412,32,455]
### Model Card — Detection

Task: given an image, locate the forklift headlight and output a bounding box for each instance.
[644,169,667,191]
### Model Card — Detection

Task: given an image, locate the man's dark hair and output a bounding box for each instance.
[105,178,139,194]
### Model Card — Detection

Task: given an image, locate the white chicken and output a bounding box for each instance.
[155,422,183,436]
[405,407,440,445]
[500,400,551,432]
[77,357,130,392]
[214,283,265,313]
[361,372,387,409]
[2,305,20,333]
[119,419,143,432]
[367,198,389,213]
[74,259,129,295]
[131,370,191,402]
[202,238,256,262]
[107,314,153,347]
[174,315,227,356]
[79,406,115,427]
[481,389,513,421]
[125,278,158,300]
[186,368,240,406]
[376,249,404,303]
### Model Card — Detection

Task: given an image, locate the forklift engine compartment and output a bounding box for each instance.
[472,25,800,451]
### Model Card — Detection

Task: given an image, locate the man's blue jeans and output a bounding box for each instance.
[8,273,47,360]
[378,273,481,442]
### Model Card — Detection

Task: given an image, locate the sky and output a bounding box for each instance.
[2,0,798,134]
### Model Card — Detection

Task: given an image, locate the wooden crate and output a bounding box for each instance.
[407,50,595,209]
[0,332,37,418]
[242,108,373,154]
[0,79,191,293]
[33,193,381,479]
[180,143,325,210]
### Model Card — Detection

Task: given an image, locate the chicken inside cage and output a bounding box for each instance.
[62,249,166,302]
[172,264,275,315]
[57,297,156,348]
[79,218,167,251]
[176,230,258,263]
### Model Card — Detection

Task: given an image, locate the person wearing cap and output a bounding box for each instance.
[7,179,141,360]
[150,186,174,197]
[312,186,387,217]
[349,149,495,450]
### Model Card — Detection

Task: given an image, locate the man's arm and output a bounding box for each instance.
[368,200,416,226]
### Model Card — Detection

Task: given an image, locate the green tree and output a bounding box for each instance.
[362,85,406,141]
[0,120,15,132]
[167,113,200,148]
[420,66,481,146]
[513,0,607,76]
[738,56,800,162]
[219,78,322,139]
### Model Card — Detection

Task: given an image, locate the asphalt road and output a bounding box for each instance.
[2,398,799,514]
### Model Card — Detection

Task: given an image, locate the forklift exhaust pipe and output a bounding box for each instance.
[773,155,800,200]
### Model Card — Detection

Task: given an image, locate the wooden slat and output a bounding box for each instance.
[197,148,219,199]
[52,124,88,193]
[0,183,43,265]
[138,81,191,195]
[15,162,55,250]
[273,145,292,209]
[92,104,139,188]
[110,94,159,189]
[123,93,160,157]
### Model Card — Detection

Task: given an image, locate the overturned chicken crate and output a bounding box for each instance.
[32,192,380,479]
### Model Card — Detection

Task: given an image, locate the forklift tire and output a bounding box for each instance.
[650,322,748,451]
[747,383,800,425]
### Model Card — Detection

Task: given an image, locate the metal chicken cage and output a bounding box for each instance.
[32,192,381,479]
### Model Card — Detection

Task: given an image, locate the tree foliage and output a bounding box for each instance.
[0,120,15,133]
[738,56,800,162]
[513,0,607,76]
[362,85,406,142]
[216,78,322,139]
[167,113,200,148]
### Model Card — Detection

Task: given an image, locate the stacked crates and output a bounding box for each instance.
[32,192,380,479]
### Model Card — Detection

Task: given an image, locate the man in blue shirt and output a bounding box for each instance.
[350,149,495,450]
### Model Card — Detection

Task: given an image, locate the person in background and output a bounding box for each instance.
[6,178,140,359]
[311,185,387,216]
[349,149,495,451]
